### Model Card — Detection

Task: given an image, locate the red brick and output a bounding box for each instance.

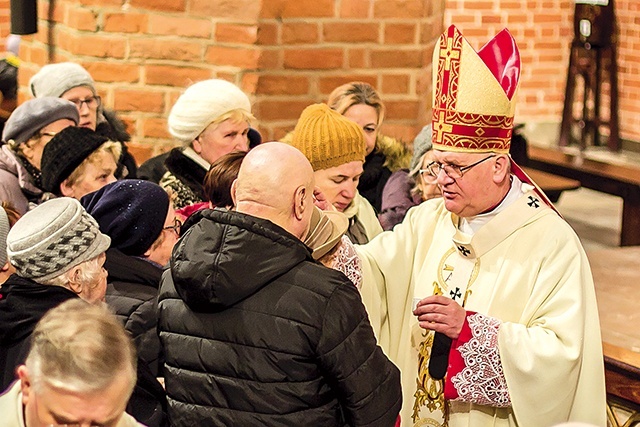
[374,1,424,18]
[258,50,282,69]
[205,46,261,68]
[148,15,212,38]
[129,39,202,61]
[254,99,312,121]
[284,48,344,69]
[261,0,335,18]
[282,23,319,44]
[381,74,410,94]
[103,13,148,33]
[340,0,371,18]
[216,24,259,44]
[113,90,165,113]
[255,75,310,95]
[145,65,211,87]
[318,75,377,94]
[323,22,379,43]
[77,0,121,5]
[348,48,368,68]
[142,118,171,139]
[127,142,155,166]
[532,13,562,24]
[257,23,279,45]
[64,35,127,59]
[191,0,261,20]
[462,1,494,10]
[384,100,420,120]
[67,7,98,31]
[370,49,423,68]
[384,23,416,44]
[82,62,140,83]
[129,0,186,12]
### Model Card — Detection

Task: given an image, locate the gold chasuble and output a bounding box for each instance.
[356,25,606,427]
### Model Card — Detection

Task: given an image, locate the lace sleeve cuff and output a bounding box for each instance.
[444,312,511,407]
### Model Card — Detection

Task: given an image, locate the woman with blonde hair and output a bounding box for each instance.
[327,81,411,212]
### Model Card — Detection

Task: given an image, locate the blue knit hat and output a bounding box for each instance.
[80,180,170,256]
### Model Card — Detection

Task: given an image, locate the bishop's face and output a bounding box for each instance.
[431,150,499,218]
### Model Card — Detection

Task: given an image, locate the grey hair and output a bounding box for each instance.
[40,253,104,291]
[25,299,137,394]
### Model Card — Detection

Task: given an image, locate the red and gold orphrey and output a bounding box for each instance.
[432,26,515,153]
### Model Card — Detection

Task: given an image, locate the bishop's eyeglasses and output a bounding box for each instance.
[424,154,496,179]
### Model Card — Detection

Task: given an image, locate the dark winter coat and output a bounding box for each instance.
[158,208,402,427]
[96,109,137,179]
[0,275,78,390]
[104,248,167,427]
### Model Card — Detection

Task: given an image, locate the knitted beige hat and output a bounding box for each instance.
[289,103,366,171]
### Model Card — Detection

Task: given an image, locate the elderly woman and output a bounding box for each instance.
[0,97,79,214]
[0,197,111,390]
[378,125,440,230]
[288,103,383,244]
[327,81,411,212]
[29,62,136,178]
[40,126,120,200]
[145,79,260,211]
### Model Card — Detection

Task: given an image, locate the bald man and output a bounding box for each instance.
[157,142,402,427]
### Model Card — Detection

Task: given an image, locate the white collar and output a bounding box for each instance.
[459,175,524,234]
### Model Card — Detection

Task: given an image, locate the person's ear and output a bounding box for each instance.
[293,185,307,220]
[192,137,202,155]
[20,138,37,161]
[59,179,75,198]
[1,260,9,272]
[493,154,510,184]
[66,266,83,295]
[230,179,238,207]
[17,365,32,406]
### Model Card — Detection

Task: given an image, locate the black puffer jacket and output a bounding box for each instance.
[0,275,78,390]
[105,248,163,376]
[158,208,402,427]
[104,248,168,427]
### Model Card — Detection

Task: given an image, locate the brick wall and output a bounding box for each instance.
[4,0,445,163]
[445,0,640,147]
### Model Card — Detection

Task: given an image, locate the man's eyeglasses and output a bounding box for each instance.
[426,154,496,179]
[67,95,101,110]
[163,218,182,236]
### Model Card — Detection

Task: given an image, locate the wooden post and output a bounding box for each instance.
[559,0,620,151]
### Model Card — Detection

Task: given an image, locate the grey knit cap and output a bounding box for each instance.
[7,198,110,281]
[0,207,9,267]
[409,124,433,176]
[2,97,79,146]
[29,62,97,98]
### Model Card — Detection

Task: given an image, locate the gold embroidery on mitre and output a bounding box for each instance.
[431,25,519,154]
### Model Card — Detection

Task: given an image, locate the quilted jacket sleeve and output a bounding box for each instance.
[316,281,402,427]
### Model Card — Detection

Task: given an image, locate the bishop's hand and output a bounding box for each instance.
[413,295,466,339]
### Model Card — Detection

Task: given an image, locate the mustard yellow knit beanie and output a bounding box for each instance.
[290,103,366,171]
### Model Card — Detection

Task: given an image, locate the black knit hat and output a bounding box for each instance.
[80,180,170,256]
[41,126,109,195]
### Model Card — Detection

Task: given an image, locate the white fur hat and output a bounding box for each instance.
[168,79,251,145]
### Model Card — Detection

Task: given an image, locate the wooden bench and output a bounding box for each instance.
[528,146,640,246]
[522,167,580,202]
[589,246,640,425]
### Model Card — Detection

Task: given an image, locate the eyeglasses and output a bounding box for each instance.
[417,169,438,184]
[426,154,496,179]
[67,96,101,110]
[163,218,182,236]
